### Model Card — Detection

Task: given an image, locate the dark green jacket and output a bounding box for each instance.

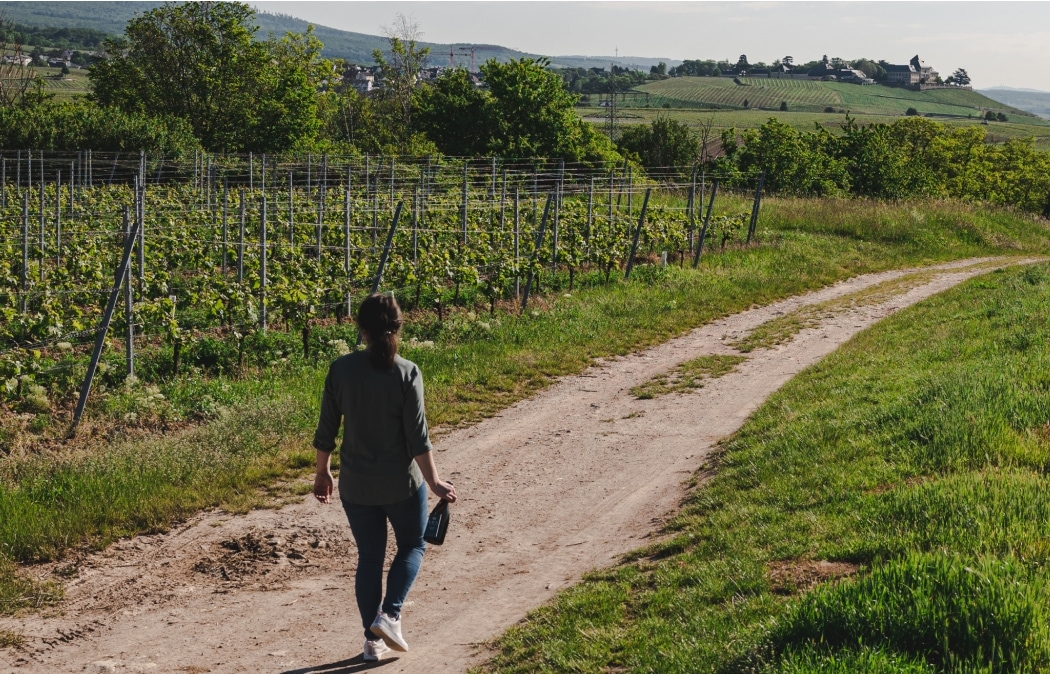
[313,351,431,505]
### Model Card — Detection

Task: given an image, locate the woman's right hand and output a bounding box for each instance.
[432,479,457,503]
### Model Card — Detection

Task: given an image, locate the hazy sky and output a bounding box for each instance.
[252,2,1050,91]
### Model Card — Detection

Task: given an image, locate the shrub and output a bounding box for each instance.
[905,107,919,116]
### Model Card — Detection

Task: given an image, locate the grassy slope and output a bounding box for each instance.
[480,255,1050,672]
[2,198,1049,614]
[581,107,1050,152]
[636,77,1038,119]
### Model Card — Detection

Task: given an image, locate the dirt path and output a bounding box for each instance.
[1,257,1036,674]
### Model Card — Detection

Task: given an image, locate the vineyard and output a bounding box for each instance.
[634,76,1044,119]
[0,152,759,430]
[637,77,843,111]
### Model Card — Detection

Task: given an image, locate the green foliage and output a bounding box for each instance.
[413,68,493,156]
[0,98,198,152]
[718,115,1050,211]
[413,58,621,163]
[369,14,429,151]
[481,58,619,163]
[617,116,700,172]
[89,1,323,152]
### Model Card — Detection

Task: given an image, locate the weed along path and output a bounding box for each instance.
[0,256,1038,674]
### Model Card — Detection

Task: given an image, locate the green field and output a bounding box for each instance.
[32,66,91,100]
[635,76,1040,121]
[582,106,1050,152]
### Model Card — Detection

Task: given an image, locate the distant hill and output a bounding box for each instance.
[635,77,1043,123]
[0,1,676,71]
[980,88,1050,120]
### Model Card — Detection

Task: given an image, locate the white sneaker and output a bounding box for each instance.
[370,611,409,652]
[363,638,391,662]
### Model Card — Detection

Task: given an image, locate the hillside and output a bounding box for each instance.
[635,76,1040,121]
[980,87,1050,120]
[0,1,673,71]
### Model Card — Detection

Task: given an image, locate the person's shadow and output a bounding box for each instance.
[280,654,400,674]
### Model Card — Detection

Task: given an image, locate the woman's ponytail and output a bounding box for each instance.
[356,293,403,370]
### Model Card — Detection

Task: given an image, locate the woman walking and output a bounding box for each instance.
[313,293,457,662]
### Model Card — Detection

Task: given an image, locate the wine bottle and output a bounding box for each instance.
[424,499,450,545]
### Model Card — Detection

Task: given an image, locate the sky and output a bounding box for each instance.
[252,1,1050,91]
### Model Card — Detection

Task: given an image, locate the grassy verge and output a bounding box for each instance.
[479,261,1050,673]
[1,198,1049,615]
[631,355,747,399]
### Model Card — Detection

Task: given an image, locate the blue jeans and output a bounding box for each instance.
[342,485,427,640]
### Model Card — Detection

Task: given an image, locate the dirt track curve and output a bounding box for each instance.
[0,257,1036,674]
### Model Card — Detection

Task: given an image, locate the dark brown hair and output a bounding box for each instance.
[357,293,403,370]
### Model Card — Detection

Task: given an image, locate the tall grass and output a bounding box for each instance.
[480,260,1050,671]
[2,198,1049,614]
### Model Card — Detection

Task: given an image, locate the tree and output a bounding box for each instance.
[371,14,429,148]
[617,116,699,171]
[780,101,788,112]
[0,13,40,108]
[946,68,971,86]
[90,1,323,152]
[481,57,618,162]
[413,67,493,156]
[853,58,886,81]
[736,54,750,71]
[997,112,1008,122]
[743,99,749,109]
[783,55,794,68]
[649,62,667,78]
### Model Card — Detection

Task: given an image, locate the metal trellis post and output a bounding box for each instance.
[67,211,142,439]
[624,188,652,280]
[520,193,553,313]
[692,180,719,268]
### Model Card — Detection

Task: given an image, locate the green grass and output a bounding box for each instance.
[32,66,91,100]
[479,261,1050,673]
[631,354,747,399]
[2,197,1050,614]
[635,77,1040,120]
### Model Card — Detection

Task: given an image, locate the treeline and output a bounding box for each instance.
[0,2,620,164]
[718,117,1050,214]
[0,21,110,51]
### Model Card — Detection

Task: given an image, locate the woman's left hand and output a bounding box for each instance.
[314,470,334,504]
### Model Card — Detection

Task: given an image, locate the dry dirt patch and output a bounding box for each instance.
[767,560,861,595]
